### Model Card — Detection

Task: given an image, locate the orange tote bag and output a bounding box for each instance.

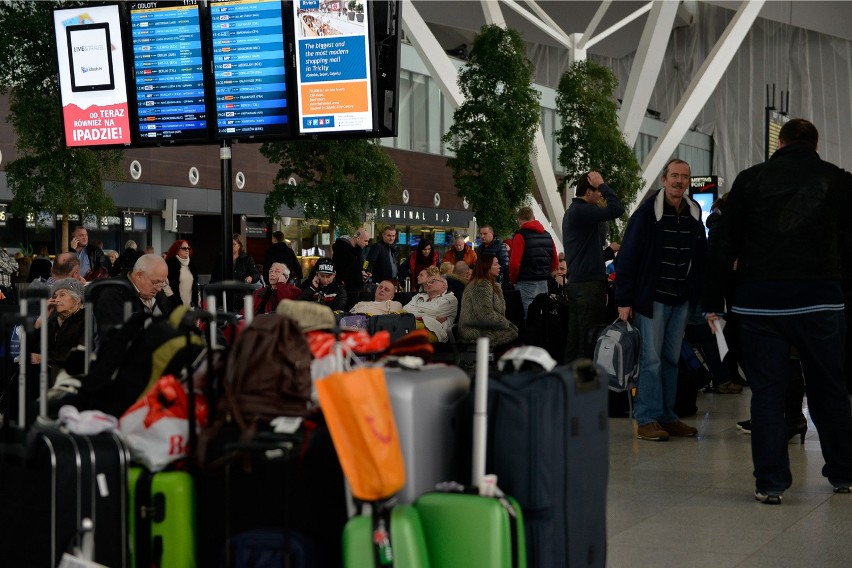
[316,365,405,501]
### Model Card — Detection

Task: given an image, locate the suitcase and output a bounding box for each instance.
[368,313,416,341]
[413,327,527,568]
[384,364,470,504]
[488,353,608,568]
[0,287,130,567]
[343,504,431,568]
[129,467,197,568]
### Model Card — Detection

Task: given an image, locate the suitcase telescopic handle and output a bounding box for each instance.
[84,278,133,301]
[464,320,500,488]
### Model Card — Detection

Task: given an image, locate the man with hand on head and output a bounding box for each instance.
[562,170,625,362]
[253,261,302,315]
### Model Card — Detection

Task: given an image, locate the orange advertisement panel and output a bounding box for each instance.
[300,82,369,115]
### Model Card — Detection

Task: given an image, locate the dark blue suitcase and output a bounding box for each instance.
[487,357,608,567]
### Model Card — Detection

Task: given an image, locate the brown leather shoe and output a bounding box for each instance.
[716,382,743,394]
[661,420,698,437]
[636,421,670,441]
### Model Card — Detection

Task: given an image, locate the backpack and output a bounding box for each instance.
[198,313,314,466]
[593,319,641,393]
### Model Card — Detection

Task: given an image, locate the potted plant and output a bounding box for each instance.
[347,0,356,20]
[355,3,364,22]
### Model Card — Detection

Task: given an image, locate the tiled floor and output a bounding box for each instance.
[606,389,852,567]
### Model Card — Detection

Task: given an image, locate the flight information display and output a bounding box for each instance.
[210,0,291,139]
[128,1,209,144]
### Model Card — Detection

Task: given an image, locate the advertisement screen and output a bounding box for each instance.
[293,0,374,135]
[210,0,291,139]
[128,1,210,144]
[67,24,115,91]
[54,5,131,147]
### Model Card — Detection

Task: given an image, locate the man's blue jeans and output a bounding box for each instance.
[633,301,690,426]
[738,310,852,493]
[515,280,547,319]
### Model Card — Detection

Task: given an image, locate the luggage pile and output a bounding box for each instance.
[0,279,610,567]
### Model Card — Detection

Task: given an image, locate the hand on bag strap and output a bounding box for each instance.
[497,345,557,373]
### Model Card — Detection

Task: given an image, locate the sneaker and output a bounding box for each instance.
[636,421,670,441]
[737,419,752,433]
[832,484,852,494]
[661,420,698,437]
[755,490,783,504]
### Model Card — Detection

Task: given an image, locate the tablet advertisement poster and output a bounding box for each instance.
[54,5,131,147]
[293,0,374,134]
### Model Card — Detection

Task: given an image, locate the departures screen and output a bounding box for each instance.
[128,1,209,143]
[210,0,291,139]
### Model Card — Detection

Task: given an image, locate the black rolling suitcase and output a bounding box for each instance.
[0,287,130,567]
[487,348,608,568]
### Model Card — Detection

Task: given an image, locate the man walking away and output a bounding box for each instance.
[704,119,852,504]
[562,171,625,361]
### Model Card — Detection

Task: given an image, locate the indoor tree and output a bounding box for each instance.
[260,138,400,239]
[555,60,643,238]
[443,25,541,237]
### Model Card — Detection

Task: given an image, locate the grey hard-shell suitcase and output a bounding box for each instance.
[384,364,470,503]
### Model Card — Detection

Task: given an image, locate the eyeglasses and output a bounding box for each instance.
[179,246,191,251]
[150,279,167,288]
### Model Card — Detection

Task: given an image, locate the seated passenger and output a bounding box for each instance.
[350,280,403,315]
[252,262,302,315]
[298,258,348,312]
[403,276,457,343]
[457,253,519,347]
[414,265,440,293]
[29,278,86,384]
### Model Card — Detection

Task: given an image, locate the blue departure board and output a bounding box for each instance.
[210,0,290,139]
[128,1,209,144]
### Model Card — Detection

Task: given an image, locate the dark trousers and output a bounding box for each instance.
[565,281,606,362]
[739,311,852,493]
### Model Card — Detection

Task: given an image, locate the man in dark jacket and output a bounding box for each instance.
[299,258,348,312]
[263,231,302,285]
[509,207,559,317]
[365,226,399,285]
[703,119,852,503]
[332,227,370,293]
[562,171,625,361]
[615,159,706,442]
[94,254,174,335]
[70,226,111,280]
[477,225,509,285]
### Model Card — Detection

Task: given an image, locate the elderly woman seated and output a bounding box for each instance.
[350,280,403,315]
[252,261,302,314]
[457,253,518,348]
[29,278,86,384]
[402,275,457,343]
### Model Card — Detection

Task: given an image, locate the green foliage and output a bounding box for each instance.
[0,1,121,246]
[443,25,541,237]
[260,138,400,237]
[555,60,643,238]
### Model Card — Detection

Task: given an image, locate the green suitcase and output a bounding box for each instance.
[343,504,430,568]
[129,467,197,568]
[415,492,526,568]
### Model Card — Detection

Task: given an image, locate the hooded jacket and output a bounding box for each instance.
[509,220,558,284]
